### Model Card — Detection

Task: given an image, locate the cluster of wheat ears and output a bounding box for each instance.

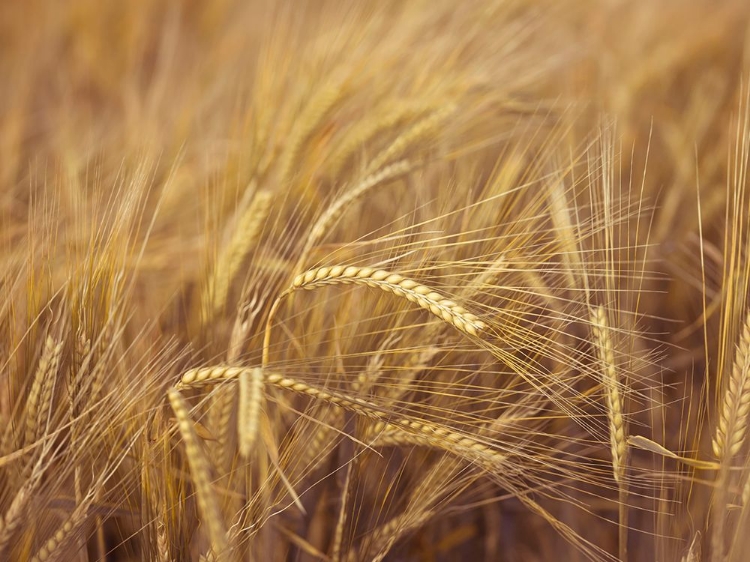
[3,1,750,561]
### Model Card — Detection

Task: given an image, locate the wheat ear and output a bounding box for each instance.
[203,189,273,319]
[279,78,347,184]
[24,336,63,447]
[326,102,432,178]
[292,266,486,335]
[364,104,455,174]
[347,509,434,562]
[30,499,91,562]
[712,310,750,459]
[591,306,626,482]
[238,367,264,459]
[297,160,413,269]
[262,265,485,365]
[167,388,230,560]
[178,367,505,471]
[591,305,628,562]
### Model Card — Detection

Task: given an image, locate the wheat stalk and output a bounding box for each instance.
[712,310,750,460]
[24,336,63,448]
[167,388,230,560]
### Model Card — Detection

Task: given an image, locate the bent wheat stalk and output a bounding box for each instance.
[262,265,487,366]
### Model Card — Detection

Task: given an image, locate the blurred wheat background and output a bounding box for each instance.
[2,1,750,560]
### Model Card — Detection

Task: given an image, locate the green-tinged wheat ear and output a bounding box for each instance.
[24,336,63,448]
[712,310,750,459]
[167,388,231,560]
[178,367,505,472]
[297,160,413,269]
[238,367,264,459]
[203,189,273,320]
[591,306,626,483]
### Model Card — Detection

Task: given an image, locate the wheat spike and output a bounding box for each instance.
[30,502,90,562]
[167,388,230,560]
[347,509,434,562]
[279,77,347,184]
[591,306,626,483]
[326,102,432,178]
[204,189,273,319]
[292,266,486,336]
[178,367,505,471]
[712,310,750,459]
[364,104,455,174]
[297,160,413,268]
[24,336,63,448]
[238,367,264,459]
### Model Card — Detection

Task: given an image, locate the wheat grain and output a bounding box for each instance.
[279,77,348,184]
[326,102,432,178]
[261,265,486,367]
[712,310,750,459]
[347,509,434,562]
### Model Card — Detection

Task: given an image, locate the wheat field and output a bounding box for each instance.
[2,1,750,560]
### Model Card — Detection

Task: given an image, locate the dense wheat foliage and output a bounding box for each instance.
[3,1,750,560]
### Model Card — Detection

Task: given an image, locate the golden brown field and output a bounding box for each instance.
[2,1,750,560]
